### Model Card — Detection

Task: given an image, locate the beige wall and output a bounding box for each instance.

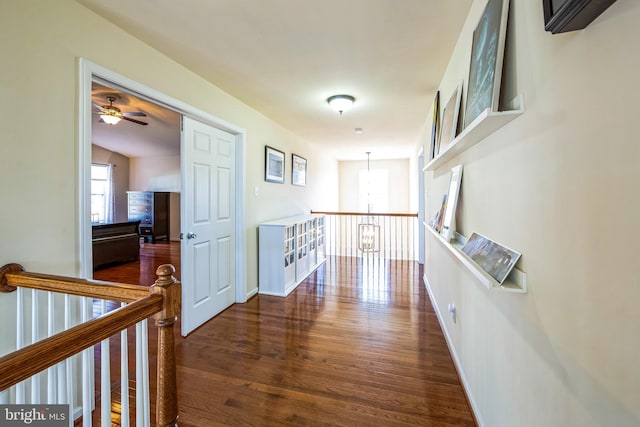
[91,144,130,223]
[0,0,338,339]
[423,0,640,426]
[339,158,411,212]
[129,155,181,192]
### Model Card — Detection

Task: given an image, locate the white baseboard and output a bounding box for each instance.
[422,273,483,427]
[245,287,259,301]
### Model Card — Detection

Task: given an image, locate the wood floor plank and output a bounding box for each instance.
[93,243,477,426]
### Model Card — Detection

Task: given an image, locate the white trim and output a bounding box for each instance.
[422,272,483,427]
[78,58,247,302]
[245,287,259,301]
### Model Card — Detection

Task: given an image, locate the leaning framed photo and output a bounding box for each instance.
[440,165,463,241]
[438,81,463,154]
[461,232,521,284]
[291,154,307,186]
[464,0,510,129]
[265,145,285,183]
[429,91,440,161]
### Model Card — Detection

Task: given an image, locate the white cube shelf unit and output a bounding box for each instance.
[258,214,326,297]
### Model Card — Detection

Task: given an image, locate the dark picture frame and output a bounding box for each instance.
[429,91,440,161]
[291,154,307,186]
[464,0,510,130]
[265,145,285,183]
[543,0,617,34]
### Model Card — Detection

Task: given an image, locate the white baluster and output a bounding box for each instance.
[16,287,25,404]
[120,302,130,427]
[141,319,150,427]
[101,299,111,426]
[64,294,72,421]
[31,289,40,403]
[136,320,150,426]
[81,297,92,427]
[47,291,57,403]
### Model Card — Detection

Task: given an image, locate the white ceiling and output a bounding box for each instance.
[80,0,472,160]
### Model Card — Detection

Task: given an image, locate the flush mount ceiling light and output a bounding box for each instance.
[327,94,355,115]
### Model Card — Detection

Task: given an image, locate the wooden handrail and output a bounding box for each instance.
[1,263,149,302]
[311,210,418,217]
[0,294,163,390]
[0,262,181,427]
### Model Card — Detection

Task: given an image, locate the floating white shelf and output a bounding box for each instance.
[424,94,524,171]
[425,223,527,293]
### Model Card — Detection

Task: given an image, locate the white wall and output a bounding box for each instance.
[0,0,339,355]
[423,0,640,426]
[339,158,411,212]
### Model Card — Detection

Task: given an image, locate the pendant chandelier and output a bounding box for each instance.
[358,152,380,253]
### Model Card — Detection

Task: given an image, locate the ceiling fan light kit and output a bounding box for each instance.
[327,94,355,115]
[95,95,149,126]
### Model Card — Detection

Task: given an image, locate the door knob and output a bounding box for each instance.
[187,232,197,239]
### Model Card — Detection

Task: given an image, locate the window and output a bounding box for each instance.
[91,163,113,223]
[358,169,388,212]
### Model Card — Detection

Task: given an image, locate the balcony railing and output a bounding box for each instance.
[312,211,419,261]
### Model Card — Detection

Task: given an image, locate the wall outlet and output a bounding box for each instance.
[448,303,457,323]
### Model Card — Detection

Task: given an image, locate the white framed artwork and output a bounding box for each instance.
[441,164,463,241]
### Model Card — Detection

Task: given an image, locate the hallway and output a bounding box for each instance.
[174,257,475,426]
[95,247,475,426]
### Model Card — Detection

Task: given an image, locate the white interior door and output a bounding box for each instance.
[181,116,236,336]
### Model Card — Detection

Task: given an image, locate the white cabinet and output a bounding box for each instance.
[259,214,326,297]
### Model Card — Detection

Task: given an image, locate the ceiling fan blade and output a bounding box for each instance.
[93,103,105,111]
[122,116,148,126]
[122,111,147,117]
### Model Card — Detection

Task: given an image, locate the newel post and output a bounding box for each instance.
[150,264,181,427]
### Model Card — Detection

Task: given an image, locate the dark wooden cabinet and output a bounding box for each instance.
[127,191,170,242]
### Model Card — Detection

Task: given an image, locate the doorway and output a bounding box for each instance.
[79,59,247,333]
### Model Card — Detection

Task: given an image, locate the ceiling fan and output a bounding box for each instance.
[94,96,148,126]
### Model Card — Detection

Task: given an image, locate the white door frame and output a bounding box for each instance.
[78,58,247,303]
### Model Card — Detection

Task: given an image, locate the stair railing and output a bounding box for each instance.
[0,263,180,427]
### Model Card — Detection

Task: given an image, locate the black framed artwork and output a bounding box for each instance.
[428,91,440,161]
[543,0,617,34]
[265,145,285,183]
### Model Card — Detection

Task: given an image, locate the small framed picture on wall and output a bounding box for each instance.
[291,154,307,186]
[265,145,285,183]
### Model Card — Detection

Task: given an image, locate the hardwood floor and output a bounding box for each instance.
[94,245,476,426]
[94,239,181,287]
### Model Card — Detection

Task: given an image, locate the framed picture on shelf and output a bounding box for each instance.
[438,81,463,154]
[464,0,510,129]
[461,232,521,284]
[440,165,463,241]
[429,91,440,161]
[265,145,285,183]
[291,154,307,186]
